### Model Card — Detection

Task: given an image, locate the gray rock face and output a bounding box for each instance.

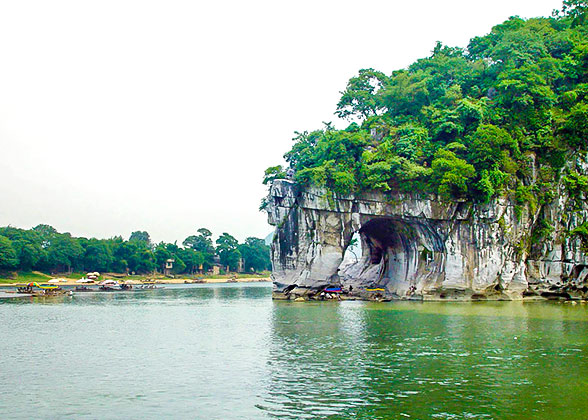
[265,172,588,301]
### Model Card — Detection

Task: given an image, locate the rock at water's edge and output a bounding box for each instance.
[264,160,588,301]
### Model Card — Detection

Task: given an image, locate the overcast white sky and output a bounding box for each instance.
[0,0,562,243]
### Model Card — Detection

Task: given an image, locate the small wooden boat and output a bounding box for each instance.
[140,282,162,289]
[98,280,120,291]
[15,282,73,297]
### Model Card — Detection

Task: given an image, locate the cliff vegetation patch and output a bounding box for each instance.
[265,1,588,206]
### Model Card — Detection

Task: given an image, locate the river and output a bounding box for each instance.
[0,283,587,419]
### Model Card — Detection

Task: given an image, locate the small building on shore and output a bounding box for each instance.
[164,259,175,276]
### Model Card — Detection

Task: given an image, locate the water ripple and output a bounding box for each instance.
[0,286,587,419]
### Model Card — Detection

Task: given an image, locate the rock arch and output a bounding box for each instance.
[265,179,588,300]
[339,217,445,297]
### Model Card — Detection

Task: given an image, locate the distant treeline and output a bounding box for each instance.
[0,225,271,275]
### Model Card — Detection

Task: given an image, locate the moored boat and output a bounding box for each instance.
[15,282,73,297]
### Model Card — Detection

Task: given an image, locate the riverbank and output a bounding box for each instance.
[0,271,270,286]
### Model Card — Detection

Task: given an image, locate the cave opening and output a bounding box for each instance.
[359,218,414,267]
[338,217,419,288]
[338,216,444,293]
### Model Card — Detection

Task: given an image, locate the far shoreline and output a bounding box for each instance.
[0,273,271,287]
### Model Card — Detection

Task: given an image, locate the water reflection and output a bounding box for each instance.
[264,300,588,419]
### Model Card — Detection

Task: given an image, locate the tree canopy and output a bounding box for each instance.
[267,3,588,205]
[216,233,241,272]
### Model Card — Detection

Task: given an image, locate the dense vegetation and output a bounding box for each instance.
[0,225,271,275]
[264,1,588,205]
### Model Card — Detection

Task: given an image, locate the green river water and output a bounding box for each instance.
[0,283,587,419]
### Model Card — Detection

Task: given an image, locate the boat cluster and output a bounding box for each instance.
[3,280,163,298]
[77,279,162,292]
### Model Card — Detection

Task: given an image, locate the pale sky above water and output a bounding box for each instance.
[0,0,563,243]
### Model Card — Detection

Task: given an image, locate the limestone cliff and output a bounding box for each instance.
[265,162,588,301]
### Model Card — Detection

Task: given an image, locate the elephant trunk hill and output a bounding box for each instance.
[262,6,588,301]
[265,156,588,300]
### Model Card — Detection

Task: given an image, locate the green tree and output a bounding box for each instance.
[561,0,588,25]
[154,243,172,272]
[178,248,205,274]
[114,240,155,274]
[216,233,241,272]
[32,224,57,249]
[335,68,389,120]
[467,124,520,172]
[381,70,431,118]
[129,231,151,246]
[109,236,129,273]
[0,227,44,270]
[563,102,588,147]
[238,237,271,272]
[496,64,555,131]
[183,228,215,271]
[0,235,18,269]
[263,165,286,185]
[430,149,476,199]
[46,234,84,272]
[83,239,114,272]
